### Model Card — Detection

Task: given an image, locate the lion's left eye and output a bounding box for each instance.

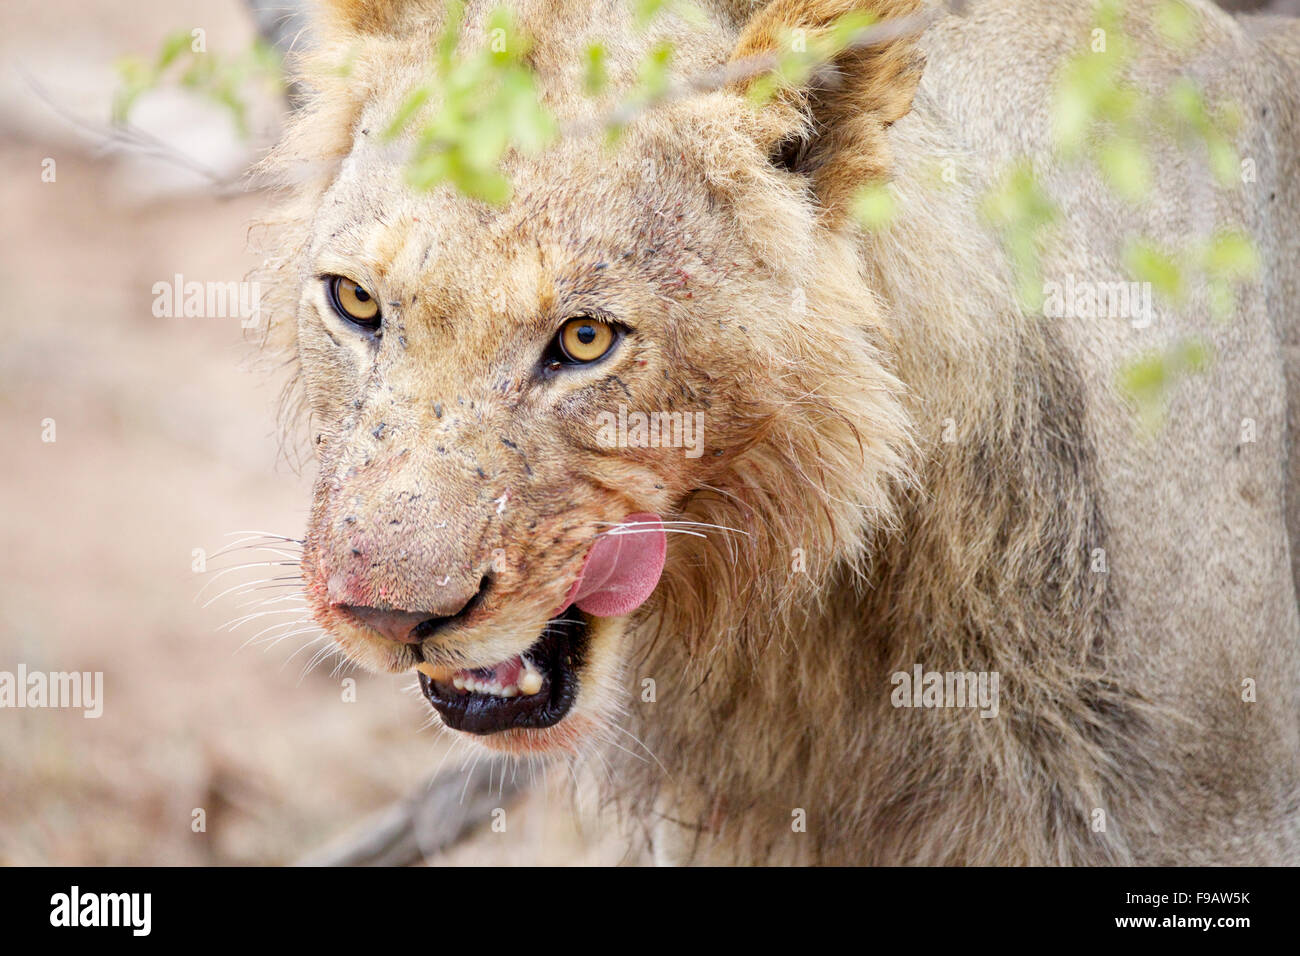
[326,275,381,331]
[555,316,616,364]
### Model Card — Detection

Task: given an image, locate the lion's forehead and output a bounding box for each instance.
[307,127,739,327]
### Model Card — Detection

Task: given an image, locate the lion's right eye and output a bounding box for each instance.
[326,276,381,331]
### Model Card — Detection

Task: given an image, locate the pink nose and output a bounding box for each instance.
[337,606,433,644]
[334,577,488,645]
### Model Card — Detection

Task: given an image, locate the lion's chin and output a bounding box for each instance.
[465,715,600,756]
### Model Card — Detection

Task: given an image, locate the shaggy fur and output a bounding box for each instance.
[256,0,1300,864]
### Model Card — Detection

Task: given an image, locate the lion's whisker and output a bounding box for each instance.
[595,526,707,539]
[240,616,314,650]
[207,534,303,561]
[220,530,305,544]
[218,607,305,632]
[232,592,307,611]
[199,573,306,608]
[266,626,327,658]
[607,722,672,779]
[194,561,302,602]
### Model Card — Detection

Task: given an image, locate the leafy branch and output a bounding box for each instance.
[113,28,282,139]
[378,0,948,197]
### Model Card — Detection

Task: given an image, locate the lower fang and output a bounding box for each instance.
[519,668,543,696]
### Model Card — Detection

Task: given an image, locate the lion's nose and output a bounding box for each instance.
[339,606,433,644]
[336,577,489,644]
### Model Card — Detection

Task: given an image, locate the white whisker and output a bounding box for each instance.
[239,616,312,651]
[232,592,307,611]
[219,606,305,632]
[194,561,300,601]
[201,576,305,608]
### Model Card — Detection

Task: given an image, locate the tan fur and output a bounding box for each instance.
[730,0,926,216]
[256,0,1300,864]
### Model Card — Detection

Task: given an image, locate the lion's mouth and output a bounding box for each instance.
[416,606,589,734]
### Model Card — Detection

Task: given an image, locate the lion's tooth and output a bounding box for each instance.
[519,669,543,696]
[452,676,465,690]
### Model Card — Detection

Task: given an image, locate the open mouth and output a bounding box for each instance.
[403,512,667,736]
[417,607,590,735]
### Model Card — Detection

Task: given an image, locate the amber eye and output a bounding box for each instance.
[556,316,616,363]
[326,276,381,329]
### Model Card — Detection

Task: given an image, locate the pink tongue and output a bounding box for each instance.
[560,513,666,617]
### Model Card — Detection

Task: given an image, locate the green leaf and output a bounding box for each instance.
[460,110,511,170]
[634,0,667,29]
[1202,230,1259,281]
[1165,77,1208,134]
[156,30,194,71]
[1097,135,1151,201]
[670,0,710,29]
[486,6,529,64]
[384,86,432,140]
[1207,278,1235,321]
[1096,0,1128,36]
[452,161,513,204]
[825,11,878,54]
[982,164,1056,231]
[852,181,896,231]
[584,42,608,95]
[1053,75,1094,155]
[112,56,154,123]
[438,0,466,72]
[1124,239,1183,302]
[1205,133,1239,186]
[501,69,557,153]
[1155,0,1198,50]
[1117,337,1211,432]
[636,40,674,101]
[746,72,783,106]
[407,151,452,190]
[979,163,1058,312]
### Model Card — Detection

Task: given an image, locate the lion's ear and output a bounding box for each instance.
[730,0,926,214]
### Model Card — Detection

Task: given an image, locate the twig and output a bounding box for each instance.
[15,61,253,198]
[560,4,949,139]
[295,755,527,866]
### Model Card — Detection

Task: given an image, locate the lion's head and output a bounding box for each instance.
[262,0,919,757]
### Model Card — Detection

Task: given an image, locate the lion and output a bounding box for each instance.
[256,0,1300,864]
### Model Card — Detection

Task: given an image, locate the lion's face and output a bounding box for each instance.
[283,0,917,757]
[297,97,803,753]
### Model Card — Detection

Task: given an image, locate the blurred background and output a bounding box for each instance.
[0,0,624,865]
[0,0,1291,866]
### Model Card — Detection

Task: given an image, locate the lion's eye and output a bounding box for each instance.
[556,316,616,364]
[326,276,381,330]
